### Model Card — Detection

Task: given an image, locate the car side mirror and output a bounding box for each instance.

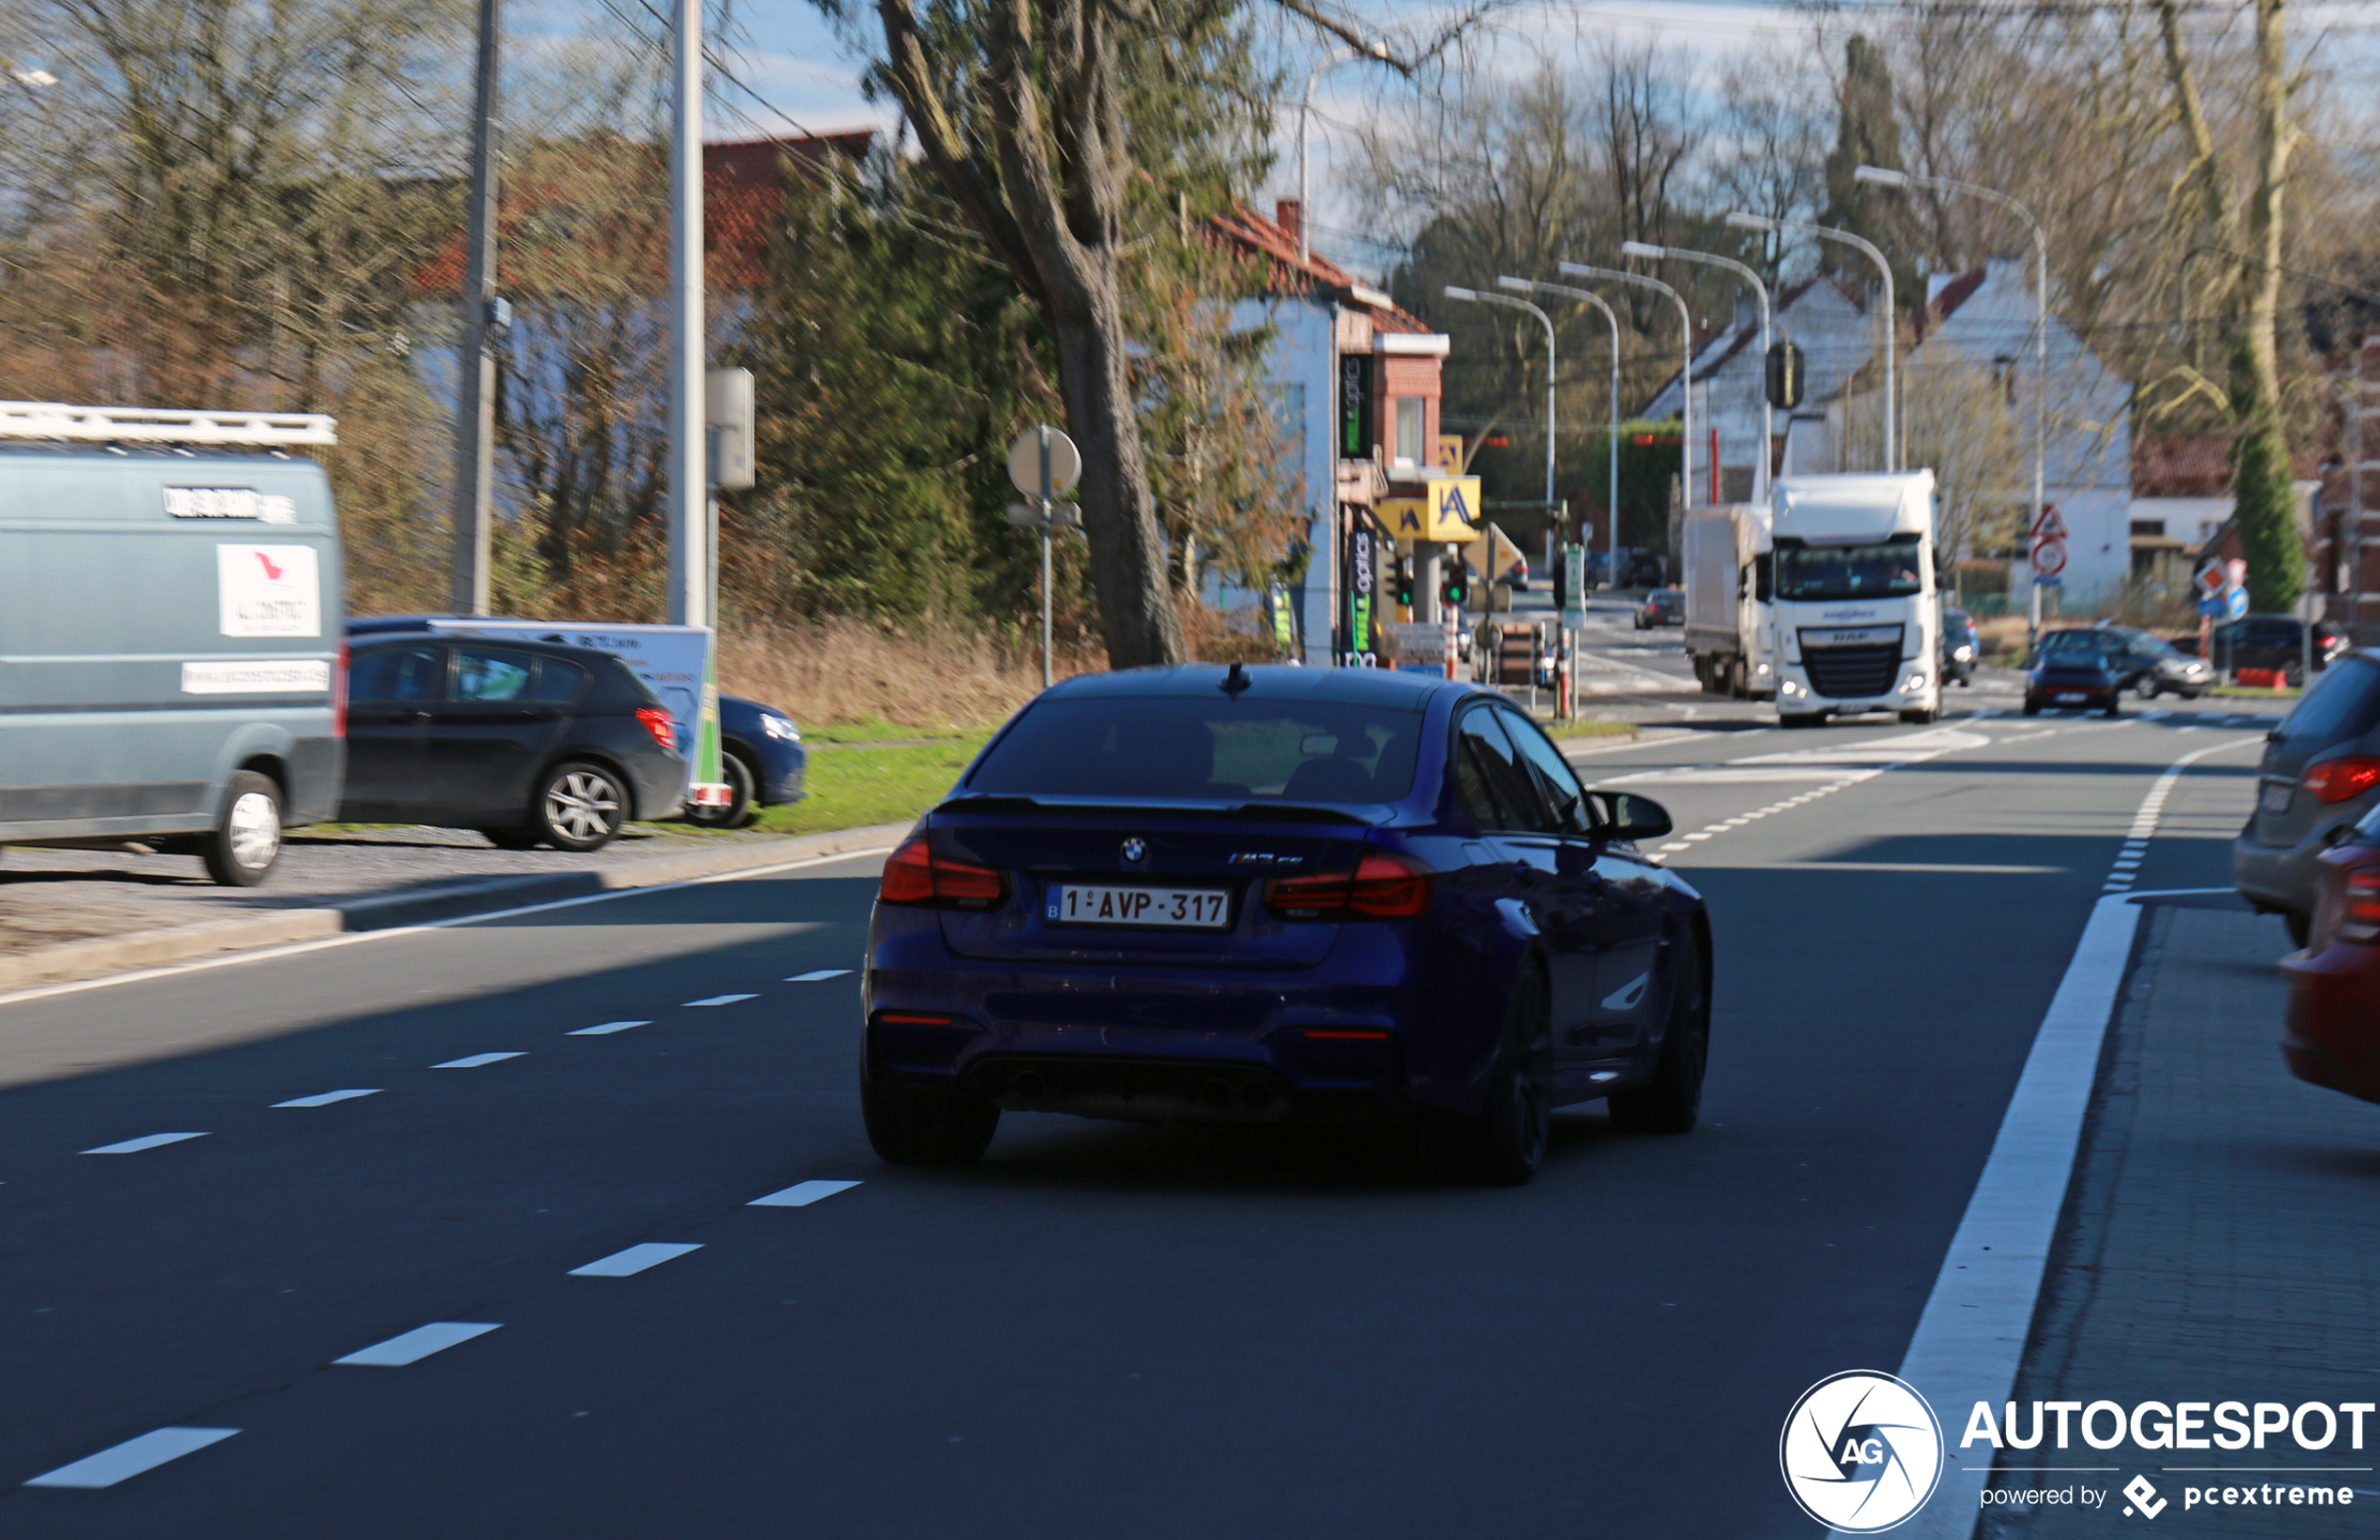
[1590,791,1672,841]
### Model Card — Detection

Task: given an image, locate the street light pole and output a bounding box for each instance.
[664,0,707,629]
[1295,42,1385,266]
[1727,213,1895,473]
[1622,240,1771,502]
[449,0,501,618]
[1501,277,1621,592]
[1561,260,1693,549]
[1854,165,2048,648]
[1442,286,1555,512]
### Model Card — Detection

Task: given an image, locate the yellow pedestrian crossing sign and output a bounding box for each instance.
[1424,477,1481,542]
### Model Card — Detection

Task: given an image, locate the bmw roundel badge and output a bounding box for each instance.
[1121,838,1147,864]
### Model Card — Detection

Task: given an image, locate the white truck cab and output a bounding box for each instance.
[1768,472,1940,727]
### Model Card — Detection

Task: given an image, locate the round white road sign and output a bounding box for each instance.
[1007,426,1082,498]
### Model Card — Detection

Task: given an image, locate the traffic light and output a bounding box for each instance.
[1441,562,1467,609]
[1764,341,1805,409]
[1394,555,1415,608]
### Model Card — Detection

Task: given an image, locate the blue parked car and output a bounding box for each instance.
[859,663,1711,1184]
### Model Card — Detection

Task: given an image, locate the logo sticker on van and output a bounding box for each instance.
[166,487,297,524]
[216,544,320,637]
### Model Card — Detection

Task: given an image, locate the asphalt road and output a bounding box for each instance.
[0,689,2279,1537]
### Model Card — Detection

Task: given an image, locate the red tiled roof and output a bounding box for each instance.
[2134,433,2232,496]
[413,132,872,296]
[1206,204,1433,332]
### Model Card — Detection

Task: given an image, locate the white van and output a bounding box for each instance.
[0,403,346,884]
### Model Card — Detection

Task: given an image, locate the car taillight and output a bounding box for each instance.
[2302,756,2380,804]
[635,705,677,752]
[333,640,350,739]
[877,835,1008,911]
[1262,851,1434,921]
[2343,868,2380,945]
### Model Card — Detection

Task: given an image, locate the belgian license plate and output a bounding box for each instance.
[2054,691,2087,703]
[2261,783,2293,815]
[1049,884,1229,929]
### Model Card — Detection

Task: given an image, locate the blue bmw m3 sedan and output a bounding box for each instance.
[859,663,1712,1184]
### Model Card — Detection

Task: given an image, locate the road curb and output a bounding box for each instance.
[0,822,911,994]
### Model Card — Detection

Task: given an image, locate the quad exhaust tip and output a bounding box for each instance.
[1010,1070,1046,1101]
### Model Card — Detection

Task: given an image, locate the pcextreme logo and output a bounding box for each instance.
[1779,1370,1944,1533]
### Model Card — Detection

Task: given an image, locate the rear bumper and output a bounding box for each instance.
[2281,940,2380,1103]
[2233,800,2378,915]
[864,914,1498,1122]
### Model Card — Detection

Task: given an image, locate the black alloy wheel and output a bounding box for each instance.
[1451,965,1553,1185]
[1608,928,1709,1133]
[859,1036,1000,1165]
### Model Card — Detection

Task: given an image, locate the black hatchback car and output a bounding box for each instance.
[341,634,686,850]
[2212,615,2353,685]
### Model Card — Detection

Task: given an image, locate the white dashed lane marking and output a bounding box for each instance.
[272,1089,381,1108]
[784,970,851,983]
[22,1427,239,1488]
[684,994,757,1008]
[333,1322,500,1367]
[567,1020,649,1036]
[750,1179,862,1207]
[569,1242,703,1278]
[431,1052,523,1069]
[82,1133,207,1155]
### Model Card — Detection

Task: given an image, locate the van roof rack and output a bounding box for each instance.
[0,401,337,447]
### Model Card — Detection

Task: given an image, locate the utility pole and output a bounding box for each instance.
[664,0,707,629]
[448,0,500,617]
[1728,213,1895,473]
[1501,277,1619,590]
[1624,241,1772,502]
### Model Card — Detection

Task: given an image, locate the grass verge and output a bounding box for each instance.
[1540,718,1641,741]
[750,734,993,836]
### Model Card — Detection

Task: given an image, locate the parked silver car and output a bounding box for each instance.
[2235,651,2380,945]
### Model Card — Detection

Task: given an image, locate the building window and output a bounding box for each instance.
[2129,520,2166,538]
[1394,397,1423,466]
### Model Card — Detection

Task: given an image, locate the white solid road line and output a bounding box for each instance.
[785,970,852,983]
[0,845,897,1014]
[22,1427,239,1488]
[81,1132,207,1155]
[333,1322,501,1367]
[684,993,757,1007]
[569,1242,703,1278]
[567,1020,650,1036]
[750,1178,862,1207]
[430,1052,523,1069]
[271,1088,382,1108]
[1884,740,2263,1539]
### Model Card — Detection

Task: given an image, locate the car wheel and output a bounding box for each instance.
[2284,910,2312,950]
[532,760,627,852]
[1450,964,1552,1186]
[1779,713,1821,730]
[683,751,755,829]
[859,1038,1000,1165]
[2102,697,2121,719]
[479,826,544,851]
[201,769,283,887]
[2134,675,2161,701]
[1608,929,1708,1134]
[2022,698,2042,717]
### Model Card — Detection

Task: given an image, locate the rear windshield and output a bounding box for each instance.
[968,696,1424,804]
[2277,658,2380,748]
[2040,630,2113,659]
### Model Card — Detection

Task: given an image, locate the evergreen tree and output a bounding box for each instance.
[1818,36,1917,310]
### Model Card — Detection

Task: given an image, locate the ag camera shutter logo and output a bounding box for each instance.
[1779,1370,1944,1533]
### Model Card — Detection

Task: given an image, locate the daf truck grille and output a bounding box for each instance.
[1798,626,1905,699]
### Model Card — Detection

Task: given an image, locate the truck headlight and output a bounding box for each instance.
[1780,678,1806,698]
[1904,673,1928,692]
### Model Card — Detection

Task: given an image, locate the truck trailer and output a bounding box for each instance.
[1767,472,1941,727]
[1682,503,1773,700]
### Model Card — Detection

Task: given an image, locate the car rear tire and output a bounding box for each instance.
[1450,965,1552,1186]
[1608,930,1708,1134]
[532,760,627,852]
[2022,698,2042,717]
[201,770,283,887]
[859,1039,1000,1165]
[2102,698,2121,718]
[682,751,755,830]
